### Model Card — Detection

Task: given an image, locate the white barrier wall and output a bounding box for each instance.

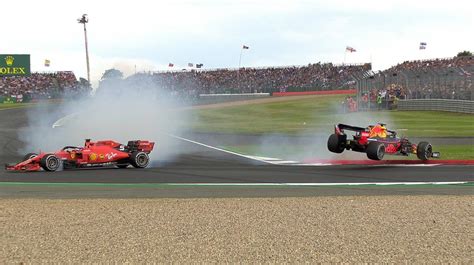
[198,93,271,104]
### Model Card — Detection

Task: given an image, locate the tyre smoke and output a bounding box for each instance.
[18,79,193,166]
[253,99,398,161]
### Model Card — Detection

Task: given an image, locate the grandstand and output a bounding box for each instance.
[125,62,371,98]
[352,56,473,108]
[0,71,87,102]
[1,56,472,105]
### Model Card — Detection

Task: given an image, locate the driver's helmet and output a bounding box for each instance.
[368,123,387,138]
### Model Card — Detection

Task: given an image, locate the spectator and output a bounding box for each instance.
[359,56,473,103]
[376,93,383,110]
[127,62,371,97]
[0,71,86,101]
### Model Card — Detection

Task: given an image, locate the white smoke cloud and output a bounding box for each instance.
[253,97,399,161]
[18,79,194,166]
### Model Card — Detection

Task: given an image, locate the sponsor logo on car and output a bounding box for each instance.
[89,153,98,161]
[385,144,397,153]
[105,152,117,160]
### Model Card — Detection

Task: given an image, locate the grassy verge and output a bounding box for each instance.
[221,144,474,160]
[187,95,474,137]
[0,103,37,110]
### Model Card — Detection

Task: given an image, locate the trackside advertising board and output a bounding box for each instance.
[0,54,31,77]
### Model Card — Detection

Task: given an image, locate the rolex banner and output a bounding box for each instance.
[0,54,31,77]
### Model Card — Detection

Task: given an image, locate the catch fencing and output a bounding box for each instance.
[398,99,474,114]
[352,62,473,112]
[353,67,473,101]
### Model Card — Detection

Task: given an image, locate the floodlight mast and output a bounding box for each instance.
[78,14,90,83]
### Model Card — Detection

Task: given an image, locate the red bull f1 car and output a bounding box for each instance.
[327,123,440,161]
[5,139,155,172]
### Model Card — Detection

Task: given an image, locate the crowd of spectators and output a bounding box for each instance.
[128,63,371,98]
[2,56,472,105]
[358,84,405,111]
[360,56,474,105]
[0,71,85,102]
[386,56,473,73]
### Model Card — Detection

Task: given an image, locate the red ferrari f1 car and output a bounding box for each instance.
[5,139,155,172]
[327,123,440,161]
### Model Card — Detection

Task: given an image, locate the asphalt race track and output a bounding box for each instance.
[0,107,473,198]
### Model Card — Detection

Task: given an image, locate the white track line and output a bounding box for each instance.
[167,134,276,164]
[51,114,451,168]
[51,113,275,164]
[52,112,79,128]
[251,156,285,161]
[166,181,469,186]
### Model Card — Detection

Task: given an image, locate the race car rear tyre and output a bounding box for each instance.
[40,154,61,171]
[327,134,346,153]
[23,153,38,161]
[130,152,149,168]
[416,142,432,161]
[366,142,385,160]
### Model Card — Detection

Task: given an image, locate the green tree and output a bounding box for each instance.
[99,68,124,90]
[101,68,123,80]
[79,77,91,88]
[457,51,472,57]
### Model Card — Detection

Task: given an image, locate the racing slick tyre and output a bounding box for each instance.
[40,154,61,171]
[416,141,432,161]
[130,151,150,168]
[22,153,38,161]
[327,134,346,153]
[366,142,385,160]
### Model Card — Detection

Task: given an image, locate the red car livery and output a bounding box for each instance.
[328,123,440,161]
[5,139,155,172]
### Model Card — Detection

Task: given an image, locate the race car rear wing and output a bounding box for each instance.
[127,140,155,153]
[335,123,366,135]
[335,123,397,136]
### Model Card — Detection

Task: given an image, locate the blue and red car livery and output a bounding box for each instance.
[328,123,440,161]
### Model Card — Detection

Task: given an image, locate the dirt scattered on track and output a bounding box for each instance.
[1,196,472,263]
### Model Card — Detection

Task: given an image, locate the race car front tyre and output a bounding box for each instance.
[22,153,38,161]
[327,134,346,153]
[366,142,385,160]
[40,154,61,171]
[416,142,432,161]
[130,151,149,168]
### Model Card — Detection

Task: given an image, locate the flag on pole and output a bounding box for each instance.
[188,63,194,67]
[168,63,174,67]
[44,59,50,67]
[346,46,356,52]
[242,45,249,49]
[419,42,427,50]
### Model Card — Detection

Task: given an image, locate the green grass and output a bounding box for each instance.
[221,144,474,160]
[435,145,474,160]
[188,95,474,137]
[0,103,37,109]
